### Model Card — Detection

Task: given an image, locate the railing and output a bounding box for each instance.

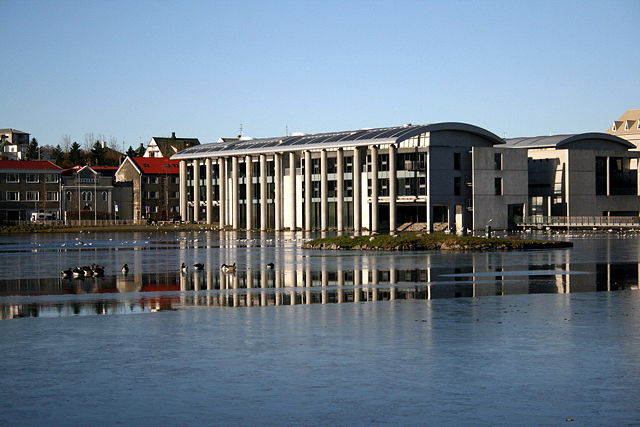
[519,216,640,228]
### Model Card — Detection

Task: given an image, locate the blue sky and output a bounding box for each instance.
[1,0,638,149]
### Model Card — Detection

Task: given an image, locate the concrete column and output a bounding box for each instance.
[205,158,213,224]
[289,152,297,230]
[260,154,268,230]
[179,160,187,221]
[370,145,378,233]
[606,156,610,196]
[245,155,253,230]
[192,160,200,222]
[232,156,239,229]
[304,150,312,231]
[389,144,397,234]
[353,147,362,233]
[320,149,328,231]
[219,158,226,228]
[274,153,282,231]
[336,148,344,232]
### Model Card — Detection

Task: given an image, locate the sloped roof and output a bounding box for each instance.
[504,133,634,149]
[607,109,640,135]
[0,160,62,170]
[172,122,504,160]
[130,157,180,174]
[0,129,30,135]
[151,136,200,157]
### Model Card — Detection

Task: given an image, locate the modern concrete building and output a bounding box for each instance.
[143,132,200,158]
[115,157,180,222]
[172,122,528,232]
[606,109,640,149]
[0,160,62,222]
[504,133,640,218]
[0,129,30,160]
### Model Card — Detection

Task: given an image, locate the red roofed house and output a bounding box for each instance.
[115,157,181,221]
[0,160,62,222]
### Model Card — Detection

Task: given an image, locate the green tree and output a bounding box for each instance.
[26,137,39,160]
[135,143,145,156]
[68,141,83,165]
[52,145,65,166]
[126,145,137,157]
[90,141,106,165]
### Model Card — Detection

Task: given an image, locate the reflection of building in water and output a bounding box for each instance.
[2,256,639,319]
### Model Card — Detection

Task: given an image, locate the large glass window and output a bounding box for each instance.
[495,177,503,196]
[25,191,39,201]
[47,191,59,201]
[6,191,19,201]
[26,174,38,183]
[6,173,19,183]
[454,153,461,170]
[45,174,59,183]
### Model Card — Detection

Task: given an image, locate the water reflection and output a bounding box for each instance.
[1,260,638,319]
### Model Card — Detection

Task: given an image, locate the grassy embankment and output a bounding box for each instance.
[302,233,572,251]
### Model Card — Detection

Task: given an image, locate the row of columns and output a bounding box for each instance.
[179,144,398,233]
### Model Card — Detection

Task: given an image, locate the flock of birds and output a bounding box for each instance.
[63,261,276,278]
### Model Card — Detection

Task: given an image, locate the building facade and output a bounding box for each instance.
[0,160,62,222]
[115,157,180,221]
[0,129,30,160]
[504,133,640,218]
[61,166,132,220]
[172,123,528,232]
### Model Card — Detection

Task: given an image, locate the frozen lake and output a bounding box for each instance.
[0,231,639,424]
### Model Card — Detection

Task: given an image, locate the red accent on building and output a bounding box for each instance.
[130,157,180,174]
[0,160,62,170]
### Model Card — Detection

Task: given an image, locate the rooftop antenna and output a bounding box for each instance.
[239,123,243,137]
[285,125,288,136]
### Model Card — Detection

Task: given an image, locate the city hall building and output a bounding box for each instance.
[172,122,528,233]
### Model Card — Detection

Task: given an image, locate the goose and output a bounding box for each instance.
[193,263,204,270]
[181,262,188,273]
[72,267,84,278]
[121,264,129,274]
[61,268,73,278]
[220,263,236,273]
[92,265,104,276]
[266,262,275,269]
[82,266,94,277]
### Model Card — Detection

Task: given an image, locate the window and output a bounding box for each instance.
[45,174,59,183]
[26,173,39,183]
[494,153,502,170]
[25,191,39,201]
[454,177,461,196]
[66,191,72,201]
[102,191,108,201]
[81,191,92,201]
[454,153,461,170]
[6,173,19,183]
[6,191,19,201]
[495,177,503,195]
[170,191,179,199]
[171,176,179,184]
[47,191,59,201]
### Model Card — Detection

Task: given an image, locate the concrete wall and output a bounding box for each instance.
[115,161,142,220]
[472,146,528,230]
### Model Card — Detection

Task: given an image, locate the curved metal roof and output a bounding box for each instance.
[171,122,504,160]
[504,133,634,149]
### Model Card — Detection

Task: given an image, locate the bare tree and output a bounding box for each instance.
[83,133,96,150]
[61,134,72,151]
[107,136,119,150]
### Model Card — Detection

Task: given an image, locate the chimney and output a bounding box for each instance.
[171,132,176,139]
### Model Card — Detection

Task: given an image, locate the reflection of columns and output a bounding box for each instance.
[353,269,361,302]
[321,267,328,304]
[304,150,312,231]
[245,155,253,230]
[260,154,267,231]
[260,267,268,306]
[247,268,253,307]
[336,148,344,232]
[353,147,362,232]
[275,271,282,306]
[320,149,328,231]
[274,153,282,231]
[206,158,213,224]
[305,261,312,304]
[179,160,187,221]
[371,269,378,301]
[389,267,397,300]
[289,152,297,230]
[232,156,239,229]
[370,145,378,233]
[219,158,226,228]
[389,144,397,234]
[193,160,200,222]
